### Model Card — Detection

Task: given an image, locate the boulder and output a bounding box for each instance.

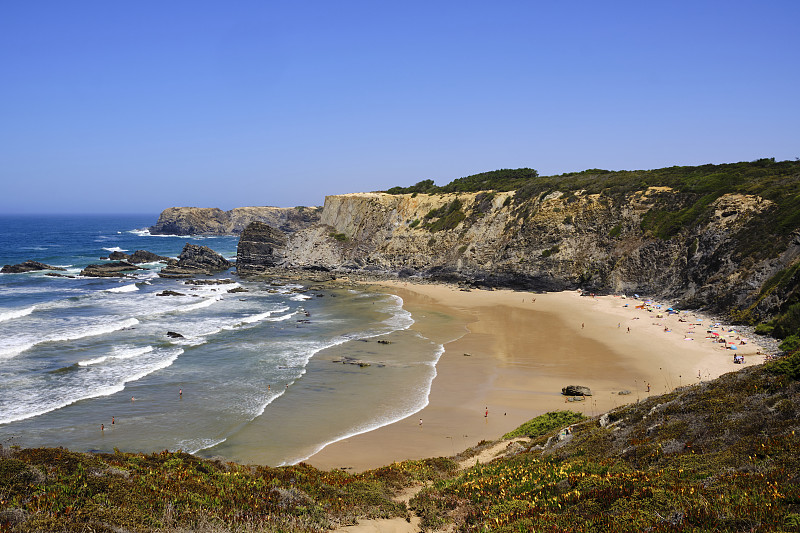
[80,261,145,277]
[1,261,66,274]
[158,244,232,279]
[166,331,184,338]
[562,385,593,396]
[157,290,186,297]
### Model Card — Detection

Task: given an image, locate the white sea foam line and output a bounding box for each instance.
[282,342,446,466]
[0,317,140,359]
[179,297,221,312]
[0,348,183,425]
[181,437,229,455]
[0,305,36,323]
[237,306,291,325]
[105,283,139,293]
[290,294,312,301]
[128,228,221,240]
[265,312,296,322]
[103,246,129,253]
[78,346,154,366]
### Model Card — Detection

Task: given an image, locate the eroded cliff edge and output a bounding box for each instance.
[149,206,321,235]
[238,175,800,325]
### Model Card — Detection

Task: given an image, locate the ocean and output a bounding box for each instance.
[0,214,451,466]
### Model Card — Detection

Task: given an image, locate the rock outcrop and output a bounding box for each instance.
[81,261,145,277]
[149,206,321,236]
[158,244,232,279]
[236,222,288,276]
[1,261,66,274]
[102,250,173,264]
[237,184,800,323]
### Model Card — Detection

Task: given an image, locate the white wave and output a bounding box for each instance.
[238,306,291,325]
[78,346,154,366]
[103,246,129,253]
[0,305,36,323]
[106,283,139,293]
[128,228,221,240]
[181,436,229,455]
[381,294,415,331]
[77,355,109,366]
[179,297,221,312]
[0,341,36,360]
[0,347,182,425]
[55,318,140,343]
[290,294,312,301]
[266,312,296,322]
[0,317,140,359]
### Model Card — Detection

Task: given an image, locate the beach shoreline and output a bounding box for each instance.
[305,280,771,472]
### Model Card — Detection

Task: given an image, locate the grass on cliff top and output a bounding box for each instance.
[4,361,800,532]
[385,159,800,238]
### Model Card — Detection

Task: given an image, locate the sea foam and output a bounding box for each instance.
[0,305,36,323]
[0,347,182,425]
[106,283,139,293]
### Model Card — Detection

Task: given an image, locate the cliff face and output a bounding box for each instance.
[149,206,321,235]
[236,188,800,321]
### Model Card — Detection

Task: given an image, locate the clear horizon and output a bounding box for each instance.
[2,1,798,214]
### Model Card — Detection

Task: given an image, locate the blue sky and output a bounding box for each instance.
[1,1,798,214]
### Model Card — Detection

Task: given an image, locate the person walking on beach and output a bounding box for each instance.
[485,407,488,418]
[179,388,182,398]
[419,418,422,426]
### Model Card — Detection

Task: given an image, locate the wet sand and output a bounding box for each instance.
[306,282,765,472]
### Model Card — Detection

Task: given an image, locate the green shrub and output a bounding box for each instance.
[609,224,622,238]
[329,232,348,242]
[766,349,800,379]
[779,334,800,353]
[541,245,560,258]
[409,219,420,228]
[503,410,586,439]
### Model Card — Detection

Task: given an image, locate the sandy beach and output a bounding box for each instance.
[307,282,767,472]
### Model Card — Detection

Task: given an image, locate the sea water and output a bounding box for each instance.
[0,215,448,465]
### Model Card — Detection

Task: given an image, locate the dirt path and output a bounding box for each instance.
[333,439,529,532]
[332,483,425,533]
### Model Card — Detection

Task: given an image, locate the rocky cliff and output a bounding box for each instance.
[149,206,321,235]
[237,176,800,324]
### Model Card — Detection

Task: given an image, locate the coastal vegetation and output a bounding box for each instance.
[4,354,800,532]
